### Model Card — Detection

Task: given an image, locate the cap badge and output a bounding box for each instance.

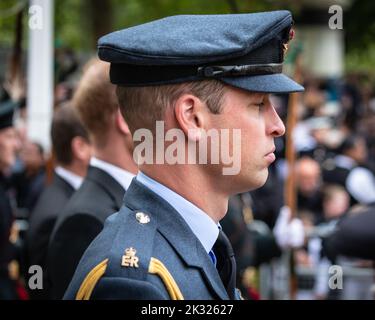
[136,212,150,224]
[282,28,295,56]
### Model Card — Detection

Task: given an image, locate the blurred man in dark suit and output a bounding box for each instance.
[48,60,137,299]
[26,103,91,299]
[296,157,324,224]
[10,140,46,216]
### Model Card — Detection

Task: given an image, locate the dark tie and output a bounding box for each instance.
[213,230,237,299]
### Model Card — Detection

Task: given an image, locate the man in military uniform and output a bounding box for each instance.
[65,11,303,300]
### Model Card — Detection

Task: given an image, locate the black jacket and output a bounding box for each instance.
[0,175,13,268]
[26,173,75,299]
[47,166,125,299]
[0,174,17,299]
[324,205,375,261]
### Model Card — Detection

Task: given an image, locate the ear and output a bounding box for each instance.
[71,136,91,161]
[174,94,206,142]
[115,109,130,135]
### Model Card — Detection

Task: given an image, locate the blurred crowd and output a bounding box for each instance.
[1,47,375,300]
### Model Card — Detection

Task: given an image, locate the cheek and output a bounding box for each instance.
[241,121,265,153]
[216,111,265,162]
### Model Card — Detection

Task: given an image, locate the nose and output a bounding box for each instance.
[266,103,286,137]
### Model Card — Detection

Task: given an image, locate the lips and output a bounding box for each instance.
[265,152,276,163]
[264,147,276,163]
[265,147,276,156]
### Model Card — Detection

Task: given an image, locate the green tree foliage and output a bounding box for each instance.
[0,0,297,50]
[54,0,273,50]
[345,0,375,52]
[0,0,28,46]
[111,0,267,29]
[54,0,87,49]
[1,0,375,72]
[344,0,375,74]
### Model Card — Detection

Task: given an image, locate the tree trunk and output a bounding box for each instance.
[86,0,113,49]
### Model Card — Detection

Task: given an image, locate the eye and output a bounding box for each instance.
[253,102,265,108]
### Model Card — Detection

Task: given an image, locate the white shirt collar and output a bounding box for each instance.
[90,157,135,190]
[136,171,219,253]
[55,166,83,190]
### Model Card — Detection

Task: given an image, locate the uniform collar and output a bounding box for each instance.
[136,171,219,254]
[90,157,135,191]
[55,166,83,190]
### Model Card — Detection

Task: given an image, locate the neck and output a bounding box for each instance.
[141,165,228,223]
[93,138,138,175]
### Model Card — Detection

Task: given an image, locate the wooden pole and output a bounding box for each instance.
[284,48,303,300]
[284,55,303,219]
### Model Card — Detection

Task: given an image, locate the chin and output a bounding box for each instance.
[231,171,269,194]
[252,169,269,189]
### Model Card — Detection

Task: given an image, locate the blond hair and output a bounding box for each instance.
[73,59,119,147]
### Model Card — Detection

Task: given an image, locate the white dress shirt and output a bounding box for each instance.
[55,166,83,190]
[90,157,135,191]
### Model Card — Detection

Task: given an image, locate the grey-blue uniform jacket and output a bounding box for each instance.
[64,178,237,300]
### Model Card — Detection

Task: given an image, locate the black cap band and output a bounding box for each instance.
[197,63,283,78]
[110,37,285,86]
